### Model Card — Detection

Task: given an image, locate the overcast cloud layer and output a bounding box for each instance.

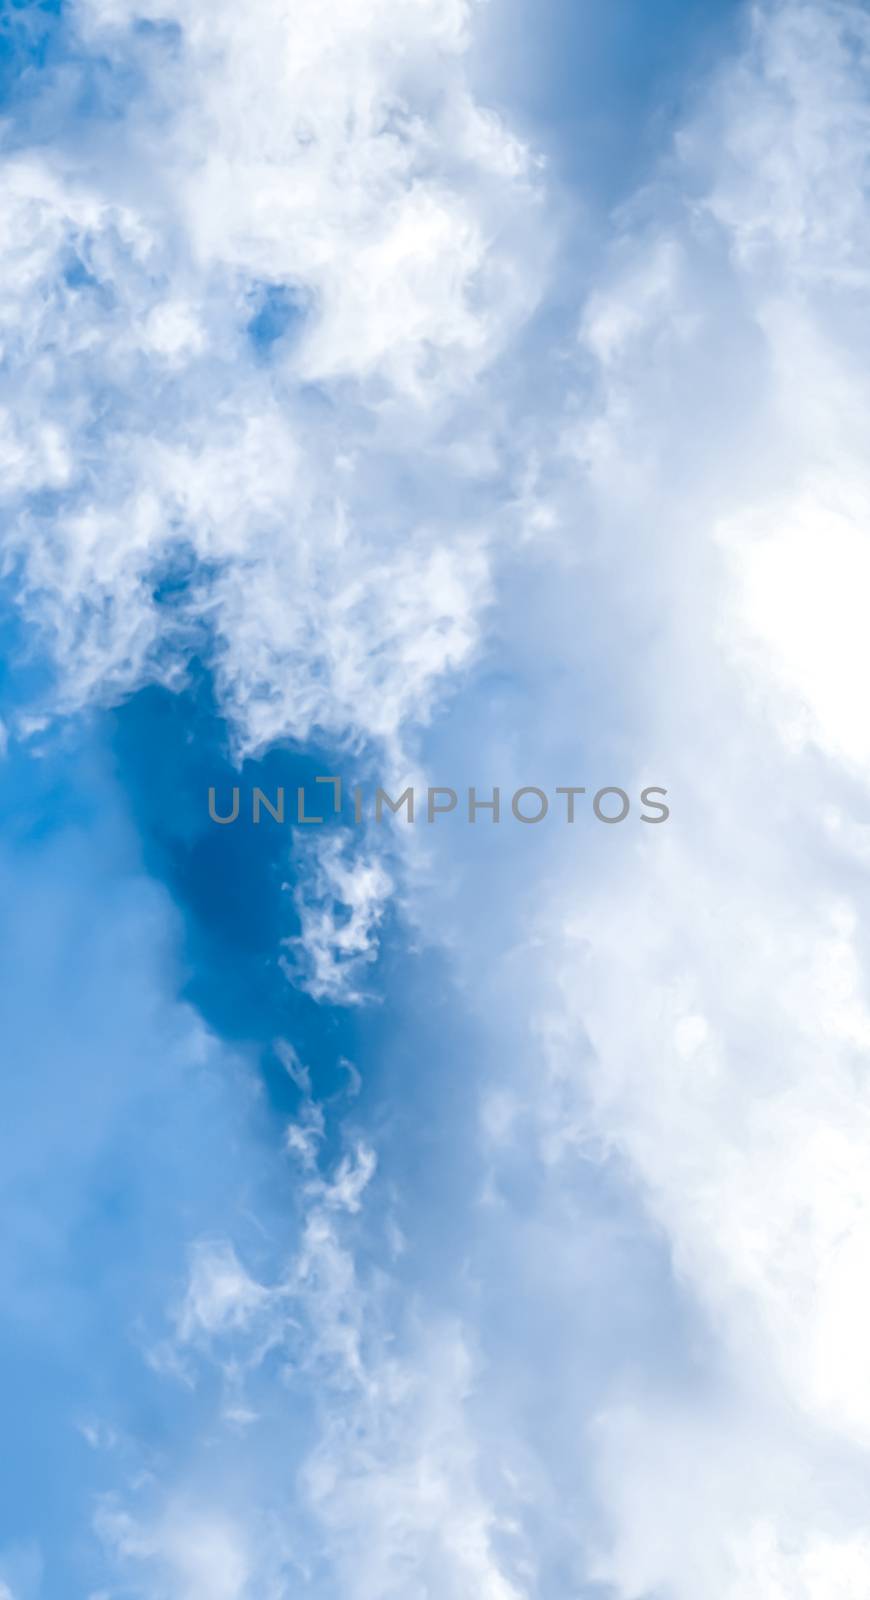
[3,1,870,1597]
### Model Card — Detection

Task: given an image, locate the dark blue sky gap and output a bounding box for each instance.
[109,678,367,1121]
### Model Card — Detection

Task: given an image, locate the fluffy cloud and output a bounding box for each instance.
[467,1,870,1592]
[1,0,541,757]
[569,0,870,1415]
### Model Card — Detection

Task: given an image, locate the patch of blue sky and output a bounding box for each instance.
[0,721,299,1597]
[0,663,577,1592]
[473,0,746,204]
[0,593,391,1590]
[0,0,63,101]
[108,677,367,1111]
[0,0,182,150]
[246,282,308,358]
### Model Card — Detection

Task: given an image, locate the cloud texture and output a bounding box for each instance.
[5,1,870,1598]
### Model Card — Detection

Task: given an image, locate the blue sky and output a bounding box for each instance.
[4,1,870,1597]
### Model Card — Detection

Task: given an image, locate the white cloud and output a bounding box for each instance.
[0,0,541,758]
[175,1240,274,1343]
[97,1502,253,1600]
[282,833,394,1003]
[463,1,870,1592]
[565,0,870,1418]
[101,1126,527,1600]
[588,1398,870,1600]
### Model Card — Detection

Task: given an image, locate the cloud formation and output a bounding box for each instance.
[5,1,870,1597]
[2,0,541,757]
[458,2,870,1593]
